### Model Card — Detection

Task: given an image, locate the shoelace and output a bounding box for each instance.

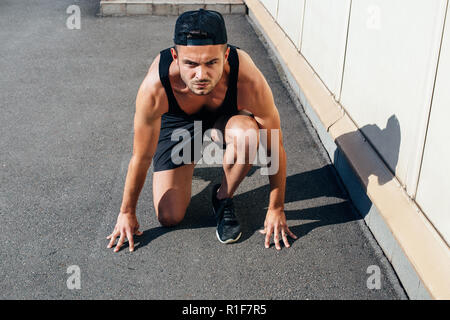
[221,202,238,224]
[216,198,233,221]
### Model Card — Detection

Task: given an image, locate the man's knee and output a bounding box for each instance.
[226,114,259,130]
[153,185,191,227]
[225,115,259,146]
[224,116,259,165]
[157,209,185,227]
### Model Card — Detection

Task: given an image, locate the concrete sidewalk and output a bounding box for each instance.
[0,0,407,299]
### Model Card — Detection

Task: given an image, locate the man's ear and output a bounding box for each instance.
[170,47,178,61]
[224,46,230,62]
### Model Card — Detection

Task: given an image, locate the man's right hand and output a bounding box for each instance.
[107,212,143,252]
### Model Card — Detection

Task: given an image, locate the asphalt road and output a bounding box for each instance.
[0,0,407,299]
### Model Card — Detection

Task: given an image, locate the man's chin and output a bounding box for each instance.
[190,86,213,96]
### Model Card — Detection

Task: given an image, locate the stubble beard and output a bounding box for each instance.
[188,80,215,96]
[184,70,222,96]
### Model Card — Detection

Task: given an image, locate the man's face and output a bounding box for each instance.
[171,44,229,96]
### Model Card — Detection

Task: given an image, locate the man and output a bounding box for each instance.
[107,9,297,252]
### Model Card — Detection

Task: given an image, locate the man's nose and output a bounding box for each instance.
[195,66,206,80]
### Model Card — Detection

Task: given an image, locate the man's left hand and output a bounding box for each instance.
[259,208,297,250]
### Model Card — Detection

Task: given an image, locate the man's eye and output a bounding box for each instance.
[207,61,216,65]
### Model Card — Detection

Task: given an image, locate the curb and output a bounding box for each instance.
[99,0,247,16]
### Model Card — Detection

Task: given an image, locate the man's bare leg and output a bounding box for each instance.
[212,114,260,200]
[152,163,196,226]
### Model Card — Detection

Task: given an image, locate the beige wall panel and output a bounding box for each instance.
[300,0,351,99]
[276,0,305,49]
[416,4,450,245]
[260,0,278,18]
[340,0,446,194]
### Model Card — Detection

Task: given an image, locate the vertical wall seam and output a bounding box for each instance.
[338,0,352,104]
[413,0,449,199]
[275,0,279,21]
[299,0,307,52]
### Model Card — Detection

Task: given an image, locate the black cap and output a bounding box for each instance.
[174,8,227,46]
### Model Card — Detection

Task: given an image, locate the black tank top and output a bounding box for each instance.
[158,45,240,125]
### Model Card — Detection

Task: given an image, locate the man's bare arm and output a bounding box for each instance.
[120,75,163,214]
[237,49,297,250]
[107,56,166,252]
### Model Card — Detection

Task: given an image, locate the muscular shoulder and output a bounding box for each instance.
[136,54,168,119]
[236,49,261,86]
[236,49,273,111]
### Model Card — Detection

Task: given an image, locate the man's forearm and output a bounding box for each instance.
[268,143,286,211]
[120,156,152,214]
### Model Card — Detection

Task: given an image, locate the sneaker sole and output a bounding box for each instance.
[216,228,242,244]
[212,206,242,244]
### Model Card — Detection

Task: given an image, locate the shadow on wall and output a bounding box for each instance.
[333,114,401,219]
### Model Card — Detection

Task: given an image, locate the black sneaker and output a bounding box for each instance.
[211,184,242,244]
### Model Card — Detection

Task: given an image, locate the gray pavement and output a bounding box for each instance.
[0,0,407,299]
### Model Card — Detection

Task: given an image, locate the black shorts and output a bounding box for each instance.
[152,112,234,172]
